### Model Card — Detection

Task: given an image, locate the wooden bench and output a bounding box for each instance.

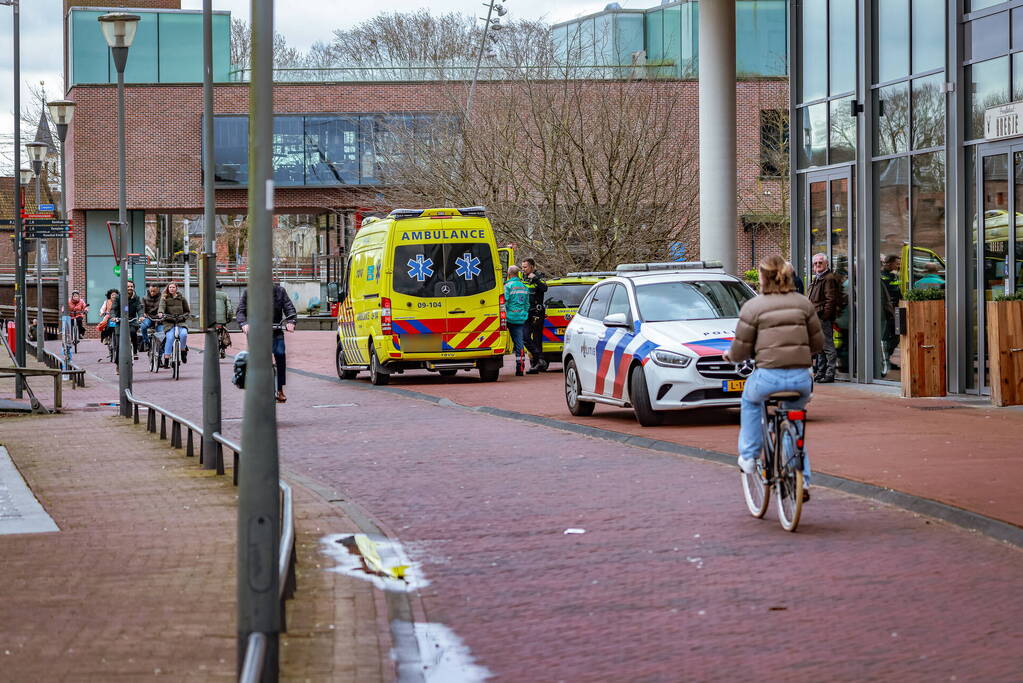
[0,366,66,413]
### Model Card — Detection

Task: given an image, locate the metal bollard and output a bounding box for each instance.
[147,406,156,433]
[160,414,167,440]
[133,403,139,424]
[171,421,181,449]
[217,443,225,476]
[186,429,195,458]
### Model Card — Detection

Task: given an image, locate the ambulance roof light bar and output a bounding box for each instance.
[616,261,725,272]
[388,206,489,221]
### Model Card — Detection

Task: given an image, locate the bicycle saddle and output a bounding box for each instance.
[767,391,802,401]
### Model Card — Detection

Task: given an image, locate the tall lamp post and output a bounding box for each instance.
[25,140,49,360]
[98,12,140,417]
[3,0,25,396]
[47,100,76,323]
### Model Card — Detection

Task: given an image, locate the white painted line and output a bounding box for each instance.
[0,446,59,535]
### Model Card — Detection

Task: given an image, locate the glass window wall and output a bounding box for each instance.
[912,0,945,73]
[912,74,945,150]
[965,13,1009,62]
[212,117,248,186]
[910,152,947,290]
[801,0,827,102]
[830,97,857,163]
[799,103,828,168]
[876,0,910,83]
[875,82,910,156]
[966,57,1010,141]
[874,157,910,381]
[829,0,856,95]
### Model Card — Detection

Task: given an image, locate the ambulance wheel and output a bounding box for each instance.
[478,359,500,382]
[369,346,389,386]
[565,358,594,416]
[438,369,458,377]
[630,364,663,426]
[336,344,358,380]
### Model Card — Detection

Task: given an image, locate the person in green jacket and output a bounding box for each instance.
[504,265,530,376]
[214,281,235,358]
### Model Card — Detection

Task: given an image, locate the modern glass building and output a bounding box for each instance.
[552,0,788,78]
[791,0,1023,393]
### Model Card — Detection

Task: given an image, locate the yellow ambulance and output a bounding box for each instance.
[333,207,511,385]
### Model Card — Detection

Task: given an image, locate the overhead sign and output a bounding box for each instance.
[38,204,55,212]
[985,102,1023,140]
[126,253,149,265]
[24,219,72,227]
[21,213,55,219]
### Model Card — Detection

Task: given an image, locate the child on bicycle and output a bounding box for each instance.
[157,282,190,367]
[722,255,823,496]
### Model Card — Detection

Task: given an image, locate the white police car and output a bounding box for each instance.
[562,262,756,426]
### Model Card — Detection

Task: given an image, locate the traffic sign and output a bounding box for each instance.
[38,204,55,212]
[126,253,149,265]
[24,219,72,227]
[0,220,12,225]
[21,213,55,219]
[113,265,121,277]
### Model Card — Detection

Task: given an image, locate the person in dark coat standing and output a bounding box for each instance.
[806,253,840,383]
[236,282,297,403]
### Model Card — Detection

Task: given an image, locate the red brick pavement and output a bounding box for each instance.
[0,347,388,681]
[133,332,1023,679]
[216,331,1023,529]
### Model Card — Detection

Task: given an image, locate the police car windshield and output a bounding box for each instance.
[393,243,496,297]
[544,284,591,308]
[636,280,752,322]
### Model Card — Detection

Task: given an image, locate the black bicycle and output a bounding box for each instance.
[145,316,162,374]
[741,391,808,532]
[163,316,188,381]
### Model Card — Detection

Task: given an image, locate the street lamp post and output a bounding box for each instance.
[26,141,49,361]
[47,100,76,324]
[98,12,141,418]
[3,0,26,396]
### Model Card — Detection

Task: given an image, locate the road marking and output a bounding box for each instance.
[311,403,359,408]
[0,446,59,535]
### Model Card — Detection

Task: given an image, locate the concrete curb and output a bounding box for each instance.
[294,367,1023,548]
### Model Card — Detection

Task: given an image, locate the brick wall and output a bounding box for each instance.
[65,0,181,10]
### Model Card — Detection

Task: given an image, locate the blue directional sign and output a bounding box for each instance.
[38,204,55,212]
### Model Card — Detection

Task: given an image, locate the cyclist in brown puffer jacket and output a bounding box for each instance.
[157,282,191,366]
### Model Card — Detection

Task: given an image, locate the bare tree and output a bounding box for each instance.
[230,18,304,72]
[380,69,700,273]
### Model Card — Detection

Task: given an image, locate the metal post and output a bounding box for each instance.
[12,0,26,396]
[466,0,496,116]
[113,48,132,417]
[34,173,44,360]
[56,125,68,325]
[201,0,222,471]
[238,0,280,678]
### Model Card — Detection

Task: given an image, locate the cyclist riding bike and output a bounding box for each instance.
[138,282,163,352]
[213,280,235,359]
[124,281,144,359]
[722,255,824,500]
[66,290,89,337]
[157,282,191,368]
[236,281,297,404]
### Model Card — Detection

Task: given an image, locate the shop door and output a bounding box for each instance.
[975,145,1023,392]
[805,169,855,378]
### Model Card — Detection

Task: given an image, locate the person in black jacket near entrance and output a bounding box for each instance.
[520,258,549,374]
[236,282,297,403]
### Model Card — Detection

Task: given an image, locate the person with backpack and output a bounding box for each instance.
[504,265,530,376]
[806,253,840,383]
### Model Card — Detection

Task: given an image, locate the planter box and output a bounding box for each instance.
[987,300,1023,406]
[900,300,946,398]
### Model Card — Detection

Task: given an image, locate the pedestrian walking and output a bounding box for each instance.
[880,253,903,371]
[807,253,840,383]
[520,257,549,374]
[504,265,530,376]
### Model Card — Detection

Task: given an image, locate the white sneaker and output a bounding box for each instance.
[738,457,758,475]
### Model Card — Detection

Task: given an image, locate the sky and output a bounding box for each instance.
[0,0,646,145]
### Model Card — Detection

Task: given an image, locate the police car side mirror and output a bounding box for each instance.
[602,312,629,328]
[326,282,340,303]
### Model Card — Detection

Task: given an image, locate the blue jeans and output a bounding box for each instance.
[273,333,286,391]
[738,367,813,484]
[508,323,525,355]
[139,317,156,347]
[163,325,188,356]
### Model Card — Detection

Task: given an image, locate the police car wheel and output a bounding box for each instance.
[630,365,663,426]
[336,343,358,380]
[565,359,594,417]
[369,347,390,386]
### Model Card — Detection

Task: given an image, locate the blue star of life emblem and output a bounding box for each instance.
[407,254,434,282]
[454,252,481,280]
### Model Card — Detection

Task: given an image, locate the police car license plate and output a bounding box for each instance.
[723,380,746,393]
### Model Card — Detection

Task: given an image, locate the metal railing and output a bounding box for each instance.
[24,336,87,388]
[121,389,297,680]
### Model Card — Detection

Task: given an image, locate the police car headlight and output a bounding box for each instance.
[651,349,693,368]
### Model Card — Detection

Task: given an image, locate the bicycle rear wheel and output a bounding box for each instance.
[775,420,805,531]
